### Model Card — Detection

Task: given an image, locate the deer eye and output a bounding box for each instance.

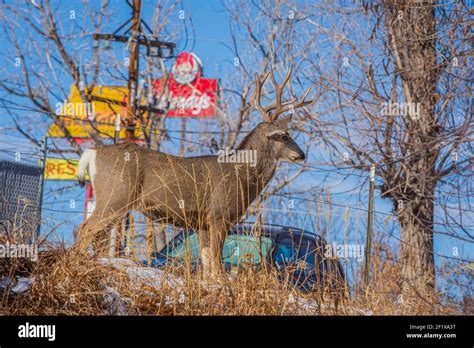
[281,134,290,141]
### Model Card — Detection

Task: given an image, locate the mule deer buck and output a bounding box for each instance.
[76,65,312,280]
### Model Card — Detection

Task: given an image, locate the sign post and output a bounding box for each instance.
[84,182,95,220]
[114,114,121,144]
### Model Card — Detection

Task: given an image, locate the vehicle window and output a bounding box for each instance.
[166,231,200,261]
[222,235,273,266]
[164,231,273,265]
[275,236,318,267]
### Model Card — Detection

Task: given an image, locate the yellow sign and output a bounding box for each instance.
[47,85,153,139]
[43,158,87,180]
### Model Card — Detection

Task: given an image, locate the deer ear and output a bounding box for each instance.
[273,114,293,129]
[266,130,285,138]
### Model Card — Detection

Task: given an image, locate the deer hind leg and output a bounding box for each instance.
[75,218,96,255]
[91,214,120,257]
[141,212,173,256]
[75,204,128,257]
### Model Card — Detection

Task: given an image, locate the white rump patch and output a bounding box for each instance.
[78,148,97,183]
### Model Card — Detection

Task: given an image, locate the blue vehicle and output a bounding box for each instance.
[143,223,345,292]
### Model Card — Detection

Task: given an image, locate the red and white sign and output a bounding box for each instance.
[171,51,202,84]
[153,52,219,117]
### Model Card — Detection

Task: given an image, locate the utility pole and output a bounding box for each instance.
[125,0,141,142]
[364,164,376,289]
[92,0,175,143]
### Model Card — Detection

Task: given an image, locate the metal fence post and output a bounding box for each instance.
[364,164,375,289]
[34,136,48,244]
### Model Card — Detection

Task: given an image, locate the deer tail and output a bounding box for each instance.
[78,148,96,187]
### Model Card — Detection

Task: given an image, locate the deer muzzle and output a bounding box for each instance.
[289,148,305,162]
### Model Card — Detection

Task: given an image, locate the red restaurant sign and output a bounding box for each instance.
[152,52,219,117]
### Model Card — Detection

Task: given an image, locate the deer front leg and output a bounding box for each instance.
[203,215,227,283]
[209,222,226,281]
[152,223,167,253]
[203,186,232,282]
[199,229,212,280]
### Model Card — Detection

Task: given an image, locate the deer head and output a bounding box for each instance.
[247,64,313,164]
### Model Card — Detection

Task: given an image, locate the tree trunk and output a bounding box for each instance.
[397,192,435,295]
[383,0,440,298]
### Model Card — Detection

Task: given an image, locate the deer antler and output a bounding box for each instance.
[253,64,314,123]
[254,70,272,122]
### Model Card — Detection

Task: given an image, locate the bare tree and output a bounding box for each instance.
[224,0,473,299]
[0,0,180,153]
[316,0,472,298]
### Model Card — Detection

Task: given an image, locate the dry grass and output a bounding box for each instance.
[0,233,469,315]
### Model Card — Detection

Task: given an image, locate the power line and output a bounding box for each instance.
[2,106,471,176]
[0,108,251,134]
[42,207,82,214]
[271,192,394,217]
[0,148,42,158]
[270,192,474,241]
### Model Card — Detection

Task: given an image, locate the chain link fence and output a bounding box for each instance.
[0,160,43,243]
